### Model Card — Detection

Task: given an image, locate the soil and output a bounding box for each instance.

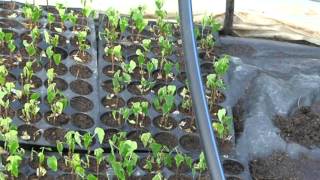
[44,77,68,91]
[71,113,94,129]
[17,124,41,141]
[21,32,41,44]
[19,47,42,58]
[249,151,320,180]
[127,115,151,128]
[70,36,91,48]
[44,111,70,126]
[58,158,72,172]
[19,75,42,89]
[153,116,177,131]
[70,79,93,95]
[168,174,192,180]
[0,56,19,69]
[100,111,125,128]
[274,106,320,148]
[19,60,43,72]
[154,132,178,149]
[101,95,125,109]
[138,156,163,172]
[86,156,108,173]
[178,103,192,116]
[70,64,93,79]
[200,62,214,75]
[177,72,187,83]
[179,118,197,133]
[127,81,150,95]
[127,97,149,107]
[132,68,148,80]
[17,109,42,123]
[101,80,124,94]
[71,50,92,63]
[127,130,147,148]
[0,106,15,118]
[71,25,91,34]
[28,155,48,169]
[43,127,66,144]
[103,128,119,144]
[167,160,191,173]
[28,174,54,180]
[223,159,244,175]
[53,47,68,60]
[57,174,80,180]
[124,44,143,56]
[46,23,67,33]
[70,96,94,112]
[152,69,174,83]
[179,134,201,152]
[102,65,122,77]
[45,62,68,75]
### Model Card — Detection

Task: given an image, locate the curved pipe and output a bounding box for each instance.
[178,0,225,180]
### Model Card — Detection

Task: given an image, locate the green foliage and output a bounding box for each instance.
[76,31,90,53]
[214,55,230,76]
[6,155,22,177]
[94,127,105,145]
[130,6,148,33]
[47,156,58,172]
[119,17,128,33]
[106,8,119,29]
[112,70,131,95]
[65,131,82,156]
[153,85,176,116]
[213,108,233,140]
[0,65,8,86]
[159,36,173,58]
[22,97,40,124]
[23,40,37,57]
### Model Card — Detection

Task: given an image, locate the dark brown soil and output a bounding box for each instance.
[127,81,150,95]
[19,60,43,72]
[70,79,93,95]
[103,54,125,63]
[223,159,244,175]
[44,77,68,91]
[153,116,177,131]
[138,156,163,172]
[101,95,125,109]
[70,64,93,79]
[57,174,80,180]
[19,75,42,89]
[127,115,151,128]
[0,56,19,69]
[70,96,93,112]
[249,152,320,180]
[103,129,119,144]
[45,62,68,75]
[207,90,226,104]
[152,69,173,83]
[177,72,187,83]
[71,113,94,129]
[168,174,192,180]
[28,155,48,169]
[179,118,197,133]
[0,106,15,118]
[70,36,91,48]
[86,156,108,173]
[125,44,142,56]
[57,158,72,172]
[152,82,167,93]
[178,103,192,116]
[17,124,41,141]
[127,97,149,107]
[102,65,122,77]
[100,111,125,128]
[44,127,66,144]
[45,112,70,126]
[28,174,54,180]
[167,160,191,173]
[19,47,42,58]
[46,23,67,33]
[200,62,214,75]
[53,47,68,60]
[0,10,19,17]
[21,31,41,44]
[127,130,147,148]
[226,176,241,180]
[132,68,148,80]
[154,132,178,149]
[70,50,92,64]
[210,104,224,119]
[18,109,42,123]
[274,106,320,148]
[101,80,124,94]
[179,134,201,152]
[71,25,91,34]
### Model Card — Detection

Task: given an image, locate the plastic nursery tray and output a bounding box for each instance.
[3,150,247,180]
[97,15,235,156]
[0,2,101,150]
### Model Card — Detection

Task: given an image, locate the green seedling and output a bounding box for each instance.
[128,101,148,127]
[146,58,158,78]
[206,74,224,111]
[23,40,37,58]
[121,60,136,74]
[180,87,192,112]
[139,77,155,94]
[93,148,104,177]
[30,147,49,177]
[22,4,41,29]
[94,127,105,145]
[75,31,90,60]
[193,152,207,179]
[64,131,82,159]
[163,61,173,83]
[6,155,22,178]
[21,61,34,85]
[69,153,85,178]
[0,82,16,118]
[68,11,78,31]
[119,17,129,33]
[112,70,131,99]
[56,3,68,29]
[0,65,8,86]
[112,107,130,126]
[159,36,173,58]
[105,44,122,73]
[106,8,119,30]
[135,49,146,75]
[153,85,176,128]
[46,46,62,66]
[130,6,148,40]
[213,108,233,140]
[47,13,56,30]
[21,95,40,124]
[108,133,138,180]
[214,55,230,76]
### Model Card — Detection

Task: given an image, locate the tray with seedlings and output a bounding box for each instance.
[97,0,235,156]
[0,1,101,150]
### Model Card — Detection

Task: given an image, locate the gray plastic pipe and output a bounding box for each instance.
[178,0,226,180]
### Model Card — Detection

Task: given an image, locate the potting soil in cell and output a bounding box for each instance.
[219,36,320,178]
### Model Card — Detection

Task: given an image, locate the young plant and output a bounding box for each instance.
[163,61,173,83]
[30,147,55,177]
[46,83,68,121]
[138,77,155,94]
[130,6,148,41]
[213,108,233,141]
[21,94,40,124]
[23,40,37,59]
[46,46,62,66]
[119,17,129,34]
[108,133,138,180]
[135,49,146,75]
[47,13,56,30]
[68,11,78,31]
[22,4,42,29]
[93,148,104,177]
[112,70,131,108]
[0,65,8,86]
[64,131,82,159]
[180,86,192,113]
[206,74,224,111]
[128,101,149,127]
[153,85,176,129]
[69,153,85,178]
[105,44,122,73]
[56,3,68,30]
[146,58,158,79]
[193,152,207,179]
[106,8,120,31]
[112,107,130,126]
[174,151,193,175]
[75,31,90,61]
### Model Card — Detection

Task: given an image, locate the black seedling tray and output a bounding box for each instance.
[97,15,235,156]
[0,2,101,151]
